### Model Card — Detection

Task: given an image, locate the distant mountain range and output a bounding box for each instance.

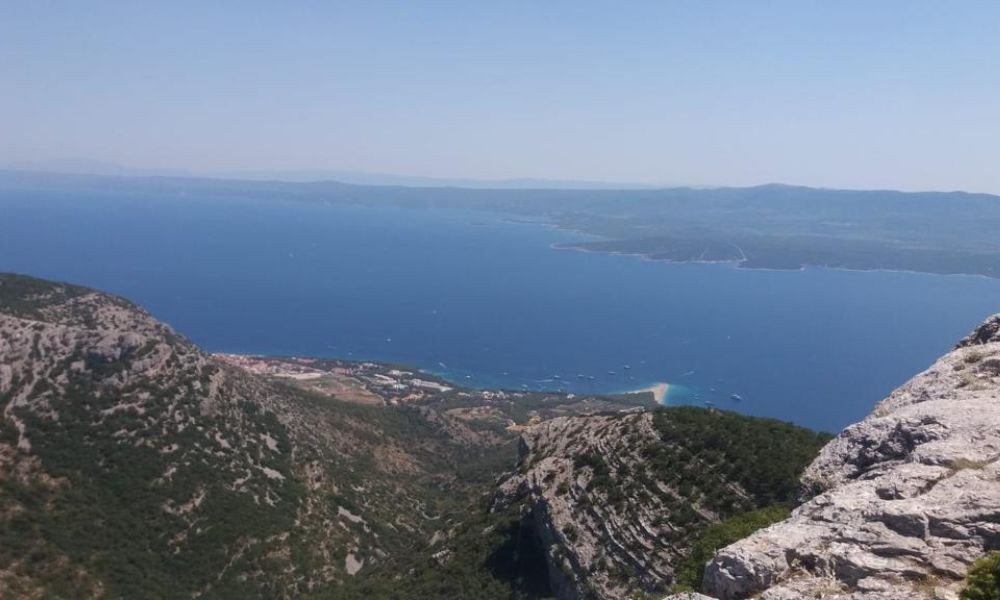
[3,167,1000,278]
[0,158,662,190]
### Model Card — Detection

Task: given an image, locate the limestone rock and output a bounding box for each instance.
[700,315,1000,599]
[492,405,827,599]
[493,413,687,599]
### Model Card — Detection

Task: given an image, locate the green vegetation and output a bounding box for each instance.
[5,371,305,598]
[574,452,612,491]
[0,275,527,597]
[0,273,91,319]
[0,275,837,598]
[427,389,651,426]
[322,503,553,600]
[313,406,831,600]
[1,356,520,598]
[647,407,831,591]
[670,505,791,592]
[649,406,832,510]
[961,552,1000,600]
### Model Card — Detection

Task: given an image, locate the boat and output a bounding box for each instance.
[607,370,616,375]
[731,394,744,402]
[623,364,631,370]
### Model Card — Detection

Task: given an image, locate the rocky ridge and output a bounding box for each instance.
[494,413,686,599]
[688,315,1000,599]
[493,407,828,599]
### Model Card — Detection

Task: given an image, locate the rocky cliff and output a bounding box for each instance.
[492,407,829,599]
[690,315,1000,600]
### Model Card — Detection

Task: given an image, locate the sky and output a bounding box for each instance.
[3,1,1000,192]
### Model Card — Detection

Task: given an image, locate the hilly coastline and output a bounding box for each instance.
[9,4,1000,600]
[0,274,829,598]
[6,171,1000,436]
[4,171,1000,279]
[2,272,998,599]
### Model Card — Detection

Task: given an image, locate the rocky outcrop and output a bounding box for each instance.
[494,408,828,600]
[957,314,1000,347]
[494,413,688,599]
[694,315,1000,600]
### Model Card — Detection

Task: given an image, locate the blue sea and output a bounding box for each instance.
[3,188,999,432]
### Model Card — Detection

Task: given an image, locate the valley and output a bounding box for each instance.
[0,274,831,598]
[1,265,998,599]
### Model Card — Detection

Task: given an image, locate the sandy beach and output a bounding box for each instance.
[636,382,670,404]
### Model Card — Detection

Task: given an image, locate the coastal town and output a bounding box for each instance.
[212,352,655,425]
[215,353,488,403]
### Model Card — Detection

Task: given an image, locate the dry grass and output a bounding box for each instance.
[964,348,985,364]
[949,457,994,472]
[957,370,987,390]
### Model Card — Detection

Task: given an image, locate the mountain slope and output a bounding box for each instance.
[0,274,521,597]
[0,273,675,599]
[5,170,1000,278]
[16,271,975,600]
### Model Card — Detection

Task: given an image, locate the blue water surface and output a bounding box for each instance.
[3,188,999,432]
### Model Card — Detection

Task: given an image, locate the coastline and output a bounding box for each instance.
[549,241,998,281]
[633,382,670,405]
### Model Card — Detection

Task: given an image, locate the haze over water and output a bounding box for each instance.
[4,188,1000,432]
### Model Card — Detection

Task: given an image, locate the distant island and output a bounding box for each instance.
[543,183,1000,278]
[3,170,1000,278]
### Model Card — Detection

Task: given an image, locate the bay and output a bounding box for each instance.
[3,188,999,432]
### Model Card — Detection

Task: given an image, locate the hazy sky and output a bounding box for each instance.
[3,1,1000,192]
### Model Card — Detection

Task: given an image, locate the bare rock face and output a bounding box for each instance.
[494,413,688,599]
[493,407,828,600]
[957,314,1000,347]
[699,315,1000,600]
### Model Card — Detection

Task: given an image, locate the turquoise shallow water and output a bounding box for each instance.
[3,188,1000,432]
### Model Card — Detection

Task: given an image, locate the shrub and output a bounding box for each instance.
[961,552,1000,600]
[672,504,791,591]
[648,407,832,511]
[965,349,985,364]
[562,523,578,542]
